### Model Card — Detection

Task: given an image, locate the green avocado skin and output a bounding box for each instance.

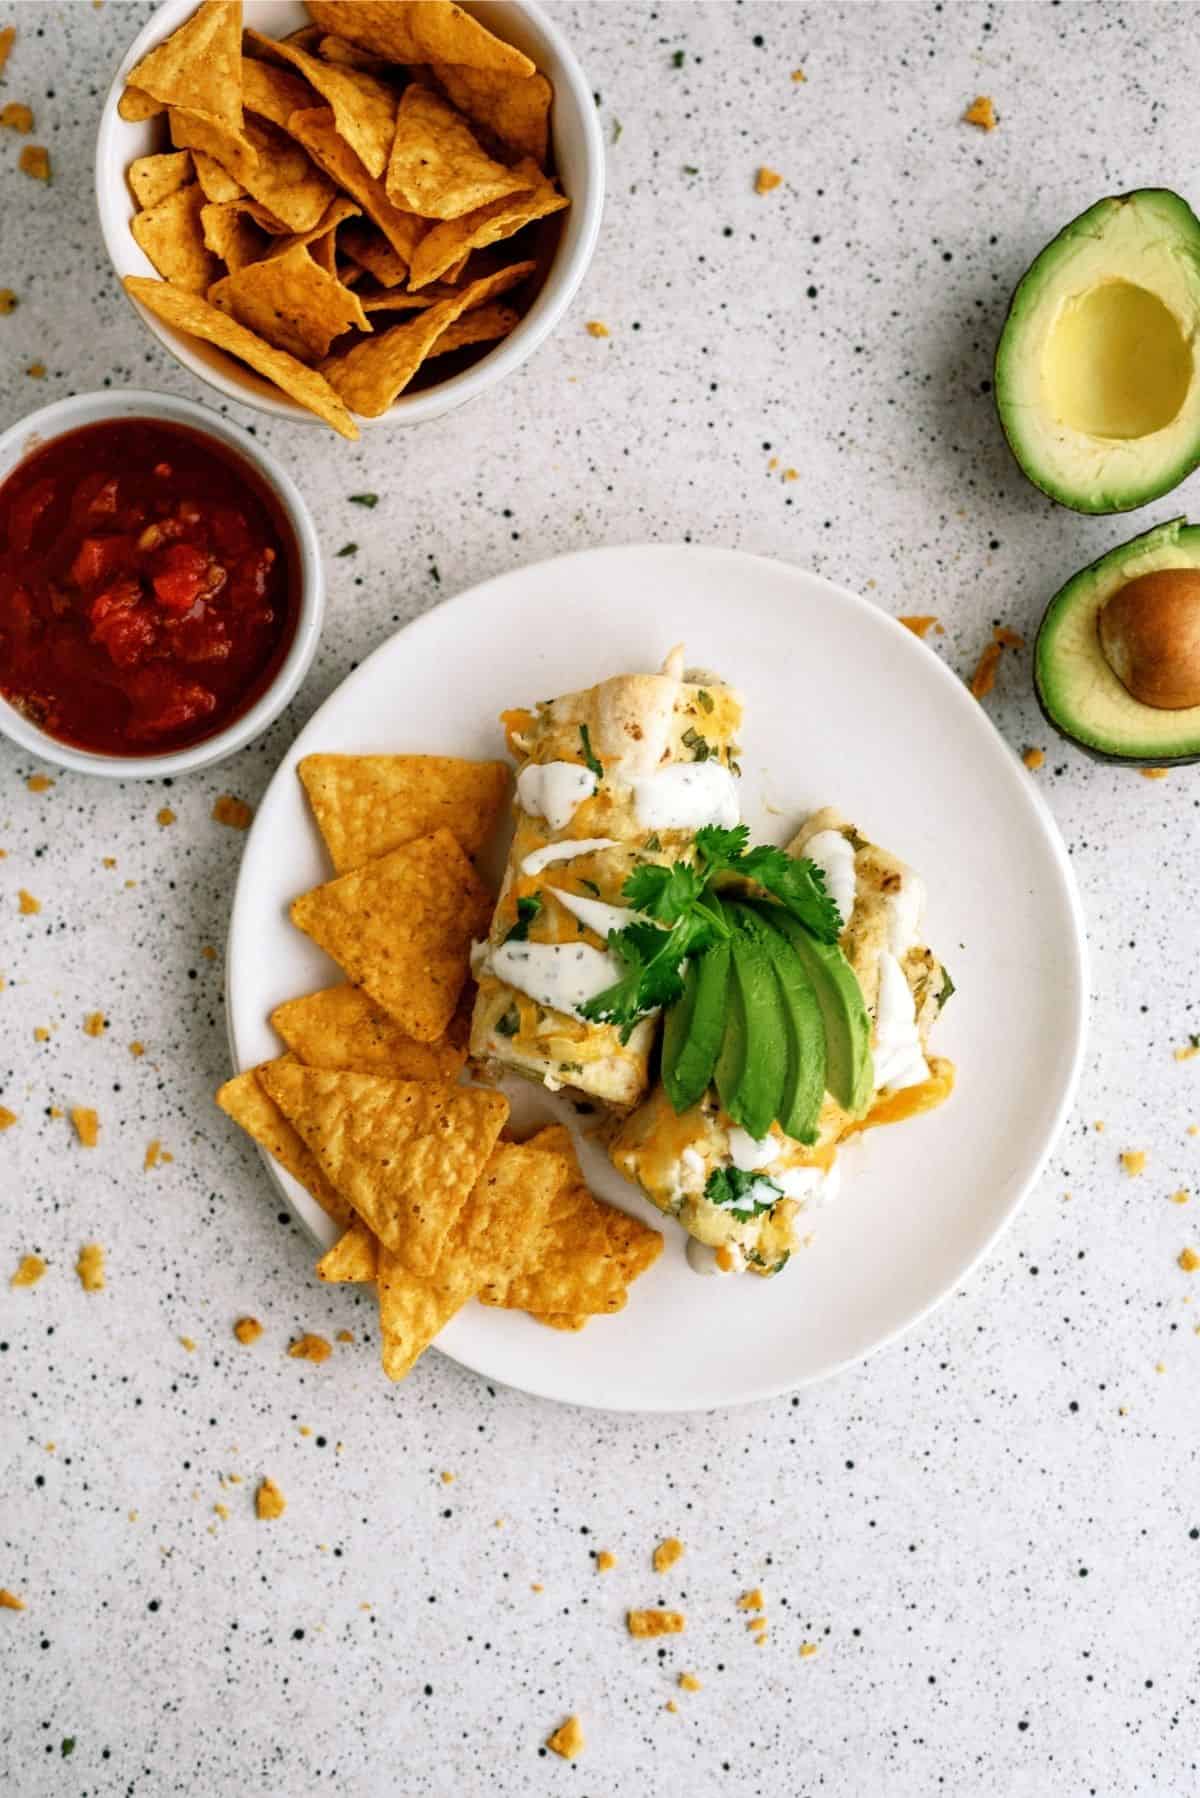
[753,905,873,1117]
[716,915,788,1141]
[746,906,826,1145]
[1036,515,1200,766]
[662,938,730,1114]
[994,188,1200,515]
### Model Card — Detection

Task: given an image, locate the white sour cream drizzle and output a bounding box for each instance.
[804,829,857,932]
[727,1127,778,1171]
[516,761,597,832]
[686,1238,742,1277]
[549,887,643,939]
[632,761,739,832]
[488,940,623,1018]
[774,1161,841,1205]
[886,869,925,955]
[519,837,619,879]
[872,952,930,1093]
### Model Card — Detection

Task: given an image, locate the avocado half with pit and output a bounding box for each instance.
[1036,516,1200,763]
[996,189,1200,514]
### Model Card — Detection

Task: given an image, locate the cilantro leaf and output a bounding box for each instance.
[578,913,713,1040]
[337,542,358,557]
[694,824,751,868]
[704,1165,781,1220]
[694,825,841,942]
[623,859,706,922]
[937,966,955,1010]
[503,893,542,944]
[348,492,378,508]
[579,723,603,781]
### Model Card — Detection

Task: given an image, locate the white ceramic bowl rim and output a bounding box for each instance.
[0,388,325,779]
[95,0,605,430]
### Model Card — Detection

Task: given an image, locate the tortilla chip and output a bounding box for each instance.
[306,2,535,80]
[192,148,245,203]
[241,54,318,130]
[359,289,439,314]
[122,276,358,439]
[385,85,529,220]
[200,200,268,271]
[241,114,337,232]
[210,240,370,361]
[298,752,509,872]
[259,1061,508,1273]
[320,261,535,414]
[431,61,551,167]
[534,1312,588,1332]
[215,1059,354,1229]
[271,982,467,1082]
[316,1217,378,1283]
[480,1125,627,1317]
[131,183,219,294]
[265,195,361,279]
[532,1186,665,1332]
[169,104,260,187]
[119,86,165,123]
[289,827,491,1039]
[427,302,519,357]
[244,27,397,180]
[407,163,564,289]
[379,1140,564,1377]
[317,33,390,72]
[287,107,427,270]
[128,150,192,211]
[338,221,409,287]
[127,0,244,132]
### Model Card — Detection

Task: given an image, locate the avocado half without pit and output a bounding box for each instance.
[996,189,1200,513]
[1036,517,1200,763]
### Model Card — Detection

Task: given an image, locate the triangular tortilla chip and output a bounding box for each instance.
[385,85,529,220]
[407,163,565,289]
[431,60,551,168]
[169,104,260,187]
[379,1141,565,1378]
[316,1218,378,1283]
[127,0,244,132]
[270,982,467,1083]
[428,302,518,357]
[298,752,509,872]
[289,828,491,1041]
[287,107,427,270]
[192,149,245,203]
[337,221,409,287]
[319,261,534,415]
[531,1174,665,1332]
[129,150,193,211]
[241,54,319,129]
[119,86,166,123]
[201,200,269,271]
[131,183,218,293]
[259,1062,508,1273]
[245,27,397,180]
[266,195,361,271]
[209,240,370,361]
[215,1058,353,1228]
[306,1,535,80]
[479,1125,628,1317]
[316,33,390,73]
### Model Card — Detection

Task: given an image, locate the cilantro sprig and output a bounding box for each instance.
[578,825,841,1036]
[704,1166,781,1220]
[503,893,542,944]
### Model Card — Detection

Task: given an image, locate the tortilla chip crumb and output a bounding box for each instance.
[1094,1120,1105,1133]
[755,165,783,194]
[33,1026,49,1042]
[0,102,31,131]
[25,772,52,791]
[144,1140,162,1170]
[0,1106,17,1130]
[652,1537,684,1574]
[76,1242,105,1290]
[0,289,16,315]
[791,68,806,82]
[157,806,177,826]
[26,362,45,380]
[627,1609,685,1638]
[1120,1150,1147,1176]
[1156,1361,1167,1373]
[664,1699,678,1713]
[969,640,1003,699]
[746,1615,768,1633]
[737,1587,765,1611]
[18,889,40,915]
[336,1328,354,1344]
[214,1503,229,1520]
[1023,748,1045,771]
[102,856,116,869]
[963,95,997,131]
[1171,1190,1190,1205]
[0,1588,25,1611]
[678,1671,702,1691]
[48,1106,61,1119]
[11,1253,46,1288]
[1140,768,1169,780]
[288,1332,333,1364]
[440,1471,455,1485]
[596,1549,616,1572]
[71,1107,99,1148]
[201,945,217,960]
[899,614,937,638]
[18,144,50,180]
[256,1476,286,1520]
[130,1041,145,1058]
[212,794,253,829]
[799,1641,820,1658]
[83,1012,106,1037]
[179,1335,196,1352]
[531,1583,543,1593]
[585,320,610,338]
[545,1715,585,1760]
[1179,1247,1200,1272]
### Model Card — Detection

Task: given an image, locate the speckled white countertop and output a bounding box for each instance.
[3,4,1200,1793]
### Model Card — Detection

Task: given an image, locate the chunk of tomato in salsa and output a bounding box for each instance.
[0,419,299,755]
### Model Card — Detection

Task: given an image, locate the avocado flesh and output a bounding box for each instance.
[716,918,788,1141]
[995,189,1200,514]
[1036,516,1200,764]
[749,908,826,1145]
[753,904,873,1117]
[663,939,729,1114]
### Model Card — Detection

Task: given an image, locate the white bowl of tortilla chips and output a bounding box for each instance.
[96,0,603,438]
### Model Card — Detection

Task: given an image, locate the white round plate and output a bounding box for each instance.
[227,545,1087,1411]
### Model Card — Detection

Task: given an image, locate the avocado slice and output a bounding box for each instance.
[995,190,1200,514]
[745,906,827,1145]
[714,915,787,1140]
[751,903,873,1117]
[1036,515,1200,764]
[663,937,730,1114]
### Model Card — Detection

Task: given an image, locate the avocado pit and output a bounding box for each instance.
[1098,568,1200,709]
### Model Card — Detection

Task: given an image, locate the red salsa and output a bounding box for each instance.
[0,418,300,755]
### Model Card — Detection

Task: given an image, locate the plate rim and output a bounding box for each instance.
[224,541,1089,1412]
